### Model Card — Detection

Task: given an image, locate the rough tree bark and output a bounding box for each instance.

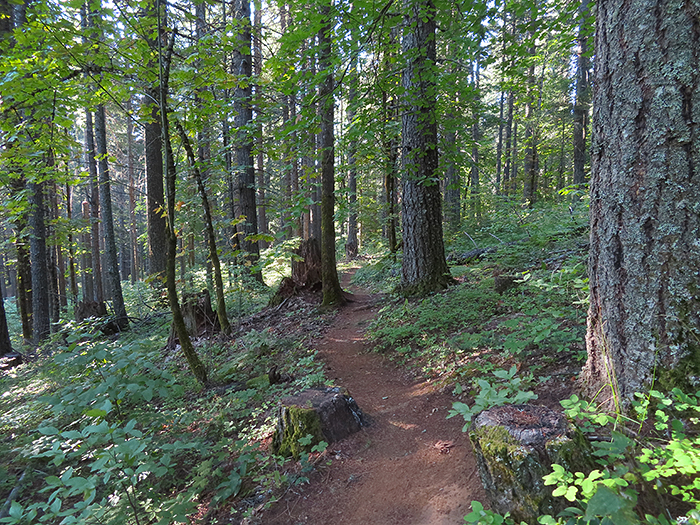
[94,104,129,331]
[318,1,345,306]
[400,0,451,295]
[345,66,359,259]
[85,110,104,303]
[28,180,50,342]
[144,0,167,278]
[584,0,700,402]
[232,0,263,282]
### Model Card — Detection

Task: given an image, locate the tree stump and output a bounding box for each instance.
[75,300,107,321]
[272,387,368,459]
[291,238,321,288]
[168,289,220,348]
[269,238,323,307]
[469,404,594,524]
[0,352,24,371]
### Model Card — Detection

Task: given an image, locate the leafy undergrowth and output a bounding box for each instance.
[359,200,589,408]
[0,284,336,525]
[355,198,700,525]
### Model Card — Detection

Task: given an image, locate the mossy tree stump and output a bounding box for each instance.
[272,387,367,459]
[469,404,595,524]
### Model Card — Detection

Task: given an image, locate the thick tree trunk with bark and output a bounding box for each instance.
[145,94,167,277]
[95,105,129,331]
[400,0,451,296]
[233,0,263,282]
[318,2,344,306]
[126,99,139,283]
[28,181,50,343]
[85,111,104,303]
[346,72,359,259]
[584,0,700,402]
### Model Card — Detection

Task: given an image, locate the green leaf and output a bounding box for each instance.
[585,486,622,516]
[84,409,107,418]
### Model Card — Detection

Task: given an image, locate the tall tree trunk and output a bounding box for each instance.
[51,183,67,309]
[503,92,514,193]
[159,30,208,385]
[85,111,104,303]
[47,181,60,325]
[572,0,591,186]
[28,180,50,343]
[345,70,359,259]
[143,0,167,278]
[232,0,263,281]
[443,127,460,231]
[557,117,566,191]
[470,60,481,220]
[0,282,12,356]
[95,105,129,330]
[318,1,344,306]
[81,200,94,302]
[66,184,79,304]
[400,0,451,295]
[584,0,700,403]
[253,0,268,250]
[145,93,167,277]
[126,97,138,283]
[522,24,538,206]
[175,120,232,334]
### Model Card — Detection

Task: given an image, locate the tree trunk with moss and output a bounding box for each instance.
[400,0,451,296]
[318,2,345,306]
[584,0,700,403]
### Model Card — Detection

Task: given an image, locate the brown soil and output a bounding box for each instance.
[260,273,487,525]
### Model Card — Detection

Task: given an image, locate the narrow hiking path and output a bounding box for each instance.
[261,273,487,525]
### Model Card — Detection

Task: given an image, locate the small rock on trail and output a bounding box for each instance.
[261,273,487,525]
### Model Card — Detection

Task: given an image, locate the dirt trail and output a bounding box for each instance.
[262,273,487,525]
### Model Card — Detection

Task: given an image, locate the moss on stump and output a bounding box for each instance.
[469,404,595,524]
[271,387,367,459]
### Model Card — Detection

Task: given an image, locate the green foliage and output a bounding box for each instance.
[469,389,700,525]
[366,205,588,374]
[0,299,332,524]
[448,365,538,431]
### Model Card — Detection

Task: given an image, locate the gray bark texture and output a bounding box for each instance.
[28,181,49,342]
[584,0,700,401]
[400,0,450,295]
[318,2,344,306]
[232,0,262,280]
[95,105,128,331]
[145,95,167,277]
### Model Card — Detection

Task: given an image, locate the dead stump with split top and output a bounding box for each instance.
[469,404,594,524]
[168,289,220,348]
[272,387,368,459]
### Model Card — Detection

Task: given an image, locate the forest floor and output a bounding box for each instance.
[259,271,487,525]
